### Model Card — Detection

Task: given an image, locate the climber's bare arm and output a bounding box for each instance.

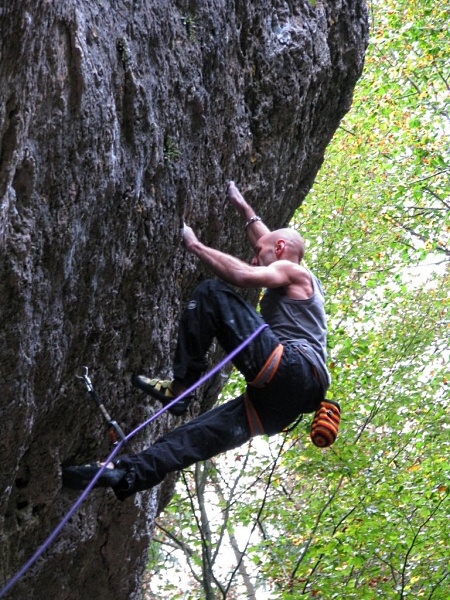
[227,181,270,249]
[183,224,300,290]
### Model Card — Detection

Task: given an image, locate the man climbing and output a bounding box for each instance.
[63,182,336,499]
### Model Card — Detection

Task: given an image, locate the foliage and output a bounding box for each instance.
[146,0,449,598]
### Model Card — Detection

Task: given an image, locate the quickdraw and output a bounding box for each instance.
[76,366,126,446]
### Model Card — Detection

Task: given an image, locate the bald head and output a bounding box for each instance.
[269,228,305,263]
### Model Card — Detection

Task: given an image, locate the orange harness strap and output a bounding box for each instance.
[244,393,265,437]
[247,344,284,389]
[244,344,284,437]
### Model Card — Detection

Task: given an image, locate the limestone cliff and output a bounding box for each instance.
[0,1,368,598]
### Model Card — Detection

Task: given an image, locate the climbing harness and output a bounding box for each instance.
[76,366,126,446]
[244,343,284,436]
[0,323,269,599]
[248,343,283,388]
[244,393,265,437]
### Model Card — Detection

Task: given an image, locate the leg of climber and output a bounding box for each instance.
[62,280,286,493]
[112,393,252,500]
[133,279,281,413]
[63,393,252,497]
[174,279,279,383]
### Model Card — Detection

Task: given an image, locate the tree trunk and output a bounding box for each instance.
[0,1,368,598]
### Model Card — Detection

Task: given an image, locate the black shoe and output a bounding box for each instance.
[132,375,192,416]
[62,462,126,490]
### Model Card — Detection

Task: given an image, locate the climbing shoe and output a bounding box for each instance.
[310,399,341,448]
[62,461,126,490]
[132,375,192,416]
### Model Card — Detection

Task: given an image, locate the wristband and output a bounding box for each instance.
[244,216,262,230]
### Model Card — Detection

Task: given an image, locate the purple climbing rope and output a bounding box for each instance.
[0,323,268,599]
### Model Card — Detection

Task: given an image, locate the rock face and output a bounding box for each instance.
[0,1,368,598]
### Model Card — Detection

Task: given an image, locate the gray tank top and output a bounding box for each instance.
[260,272,330,389]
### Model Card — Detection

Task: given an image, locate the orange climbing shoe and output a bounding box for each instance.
[310,399,341,448]
[132,375,192,416]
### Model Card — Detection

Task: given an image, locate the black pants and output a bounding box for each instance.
[173,279,278,385]
[114,280,323,499]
